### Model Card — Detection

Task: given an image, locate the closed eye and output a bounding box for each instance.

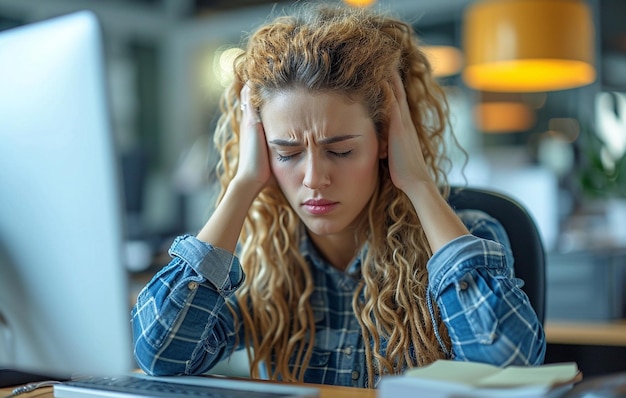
[277,150,351,162]
[276,152,300,162]
[330,150,352,158]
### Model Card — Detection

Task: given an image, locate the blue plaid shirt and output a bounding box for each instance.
[131,209,546,388]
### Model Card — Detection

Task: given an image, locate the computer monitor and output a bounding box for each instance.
[0,10,134,381]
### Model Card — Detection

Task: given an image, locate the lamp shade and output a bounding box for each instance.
[462,0,596,92]
[343,0,377,7]
[474,101,536,133]
[422,45,464,77]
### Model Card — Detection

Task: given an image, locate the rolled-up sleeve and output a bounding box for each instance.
[427,210,546,367]
[131,235,245,376]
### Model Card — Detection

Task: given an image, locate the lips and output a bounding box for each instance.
[302,198,338,215]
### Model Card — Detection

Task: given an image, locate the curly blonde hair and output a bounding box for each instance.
[213,3,455,387]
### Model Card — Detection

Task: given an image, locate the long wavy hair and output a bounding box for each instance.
[213,3,455,387]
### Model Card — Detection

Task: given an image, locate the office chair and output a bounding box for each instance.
[448,186,546,325]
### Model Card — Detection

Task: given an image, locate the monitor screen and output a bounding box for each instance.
[0,10,134,379]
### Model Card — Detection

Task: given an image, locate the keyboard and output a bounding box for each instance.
[53,374,319,398]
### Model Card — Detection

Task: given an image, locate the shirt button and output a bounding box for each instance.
[458,281,469,290]
[187,281,198,290]
[351,370,360,380]
[344,346,353,355]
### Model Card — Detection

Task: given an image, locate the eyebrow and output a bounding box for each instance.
[268,134,360,146]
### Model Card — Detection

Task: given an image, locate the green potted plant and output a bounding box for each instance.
[577,121,626,246]
[578,125,626,199]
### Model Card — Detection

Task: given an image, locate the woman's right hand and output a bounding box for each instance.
[234,84,274,194]
[196,84,273,249]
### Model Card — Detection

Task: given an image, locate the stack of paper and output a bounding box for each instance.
[378,360,581,398]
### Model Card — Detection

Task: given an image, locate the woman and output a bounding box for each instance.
[131,3,546,388]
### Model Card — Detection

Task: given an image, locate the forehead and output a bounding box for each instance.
[259,89,374,139]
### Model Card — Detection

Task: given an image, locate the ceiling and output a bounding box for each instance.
[173,0,626,92]
[0,0,624,91]
[598,0,626,91]
[194,0,626,92]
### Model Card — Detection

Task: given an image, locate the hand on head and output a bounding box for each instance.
[386,71,433,193]
[235,84,275,192]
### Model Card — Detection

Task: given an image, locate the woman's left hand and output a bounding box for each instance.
[386,72,470,252]
[386,72,434,194]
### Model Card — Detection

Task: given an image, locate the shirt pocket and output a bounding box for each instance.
[302,348,331,383]
[455,269,498,344]
[133,293,170,348]
[133,275,202,348]
[308,349,331,367]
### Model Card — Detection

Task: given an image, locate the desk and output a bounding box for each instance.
[545,320,626,378]
[545,320,626,347]
[0,379,376,398]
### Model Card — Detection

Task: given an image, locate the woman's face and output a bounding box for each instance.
[260,89,385,238]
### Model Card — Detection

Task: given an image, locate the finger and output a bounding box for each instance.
[391,71,406,104]
[240,84,261,124]
[387,75,406,138]
[390,72,412,123]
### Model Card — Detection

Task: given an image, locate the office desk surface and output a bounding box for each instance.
[0,380,376,398]
[545,319,626,346]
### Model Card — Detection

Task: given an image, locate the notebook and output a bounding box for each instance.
[378,360,581,398]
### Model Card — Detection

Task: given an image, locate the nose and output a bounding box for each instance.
[302,153,330,189]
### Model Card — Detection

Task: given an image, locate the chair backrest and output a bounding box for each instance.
[448,186,546,325]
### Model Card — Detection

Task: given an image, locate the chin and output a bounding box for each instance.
[302,214,361,238]
[303,219,346,237]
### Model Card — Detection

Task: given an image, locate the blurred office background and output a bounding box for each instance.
[1,0,625,377]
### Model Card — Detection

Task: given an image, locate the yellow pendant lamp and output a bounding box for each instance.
[422,45,464,77]
[343,0,377,7]
[462,0,596,92]
[474,101,536,133]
